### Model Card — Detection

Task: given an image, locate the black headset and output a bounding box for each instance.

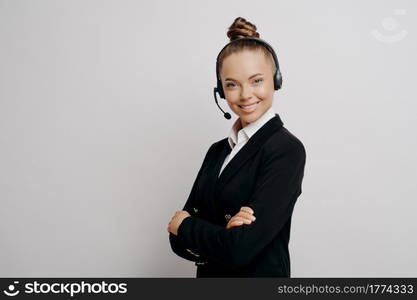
[213,37,282,119]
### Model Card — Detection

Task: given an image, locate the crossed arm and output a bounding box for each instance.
[168,206,256,263]
[168,141,306,267]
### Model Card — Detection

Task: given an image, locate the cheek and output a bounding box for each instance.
[225,94,240,106]
[257,83,274,97]
[226,100,239,111]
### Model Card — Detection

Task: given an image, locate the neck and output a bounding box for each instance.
[240,119,248,128]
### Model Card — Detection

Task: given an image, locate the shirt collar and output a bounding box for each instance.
[227,105,276,149]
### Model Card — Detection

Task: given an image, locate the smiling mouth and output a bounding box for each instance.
[238,101,261,108]
[238,101,261,109]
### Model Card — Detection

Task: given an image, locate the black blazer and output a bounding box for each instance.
[169,113,306,277]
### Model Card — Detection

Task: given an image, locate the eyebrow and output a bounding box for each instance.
[224,73,263,81]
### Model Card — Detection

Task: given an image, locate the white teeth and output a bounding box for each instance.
[239,102,259,109]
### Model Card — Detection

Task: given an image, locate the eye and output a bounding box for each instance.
[226,82,236,88]
[253,78,263,84]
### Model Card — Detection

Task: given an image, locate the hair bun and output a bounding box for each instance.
[227,17,260,41]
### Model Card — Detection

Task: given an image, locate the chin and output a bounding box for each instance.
[240,114,258,126]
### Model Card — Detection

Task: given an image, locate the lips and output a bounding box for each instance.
[238,101,260,112]
[238,102,259,108]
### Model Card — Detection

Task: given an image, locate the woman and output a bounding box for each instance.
[167,17,306,277]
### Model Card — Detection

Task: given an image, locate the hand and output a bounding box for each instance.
[167,210,191,236]
[226,206,256,229]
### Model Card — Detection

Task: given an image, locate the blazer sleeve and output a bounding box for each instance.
[175,140,306,267]
[168,143,216,263]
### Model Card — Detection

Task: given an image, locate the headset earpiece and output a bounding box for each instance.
[216,78,225,99]
[275,69,282,90]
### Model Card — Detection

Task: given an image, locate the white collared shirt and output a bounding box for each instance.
[218,106,276,177]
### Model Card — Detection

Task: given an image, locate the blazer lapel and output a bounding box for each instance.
[215,113,284,195]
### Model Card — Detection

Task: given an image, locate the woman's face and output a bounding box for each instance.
[220,49,275,128]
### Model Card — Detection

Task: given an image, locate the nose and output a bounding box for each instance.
[240,84,253,101]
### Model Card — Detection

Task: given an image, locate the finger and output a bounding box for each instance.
[240,206,254,214]
[227,220,244,229]
[230,216,252,225]
[236,211,256,221]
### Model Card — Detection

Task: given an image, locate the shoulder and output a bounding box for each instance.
[199,137,228,163]
[207,137,229,154]
[262,126,306,164]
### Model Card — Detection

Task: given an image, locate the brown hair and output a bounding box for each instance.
[218,17,277,78]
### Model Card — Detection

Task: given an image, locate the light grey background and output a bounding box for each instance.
[0,0,416,277]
